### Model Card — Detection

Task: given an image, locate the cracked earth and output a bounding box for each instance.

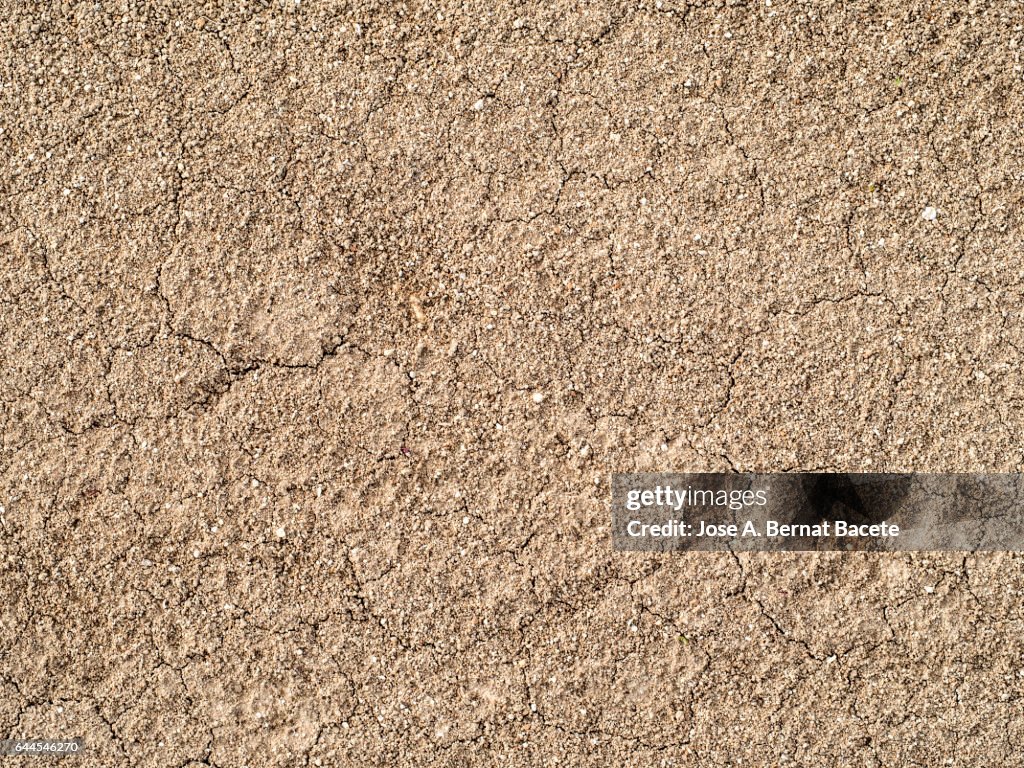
[3,1,1024,765]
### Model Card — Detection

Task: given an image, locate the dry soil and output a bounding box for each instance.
[3,1,1024,766]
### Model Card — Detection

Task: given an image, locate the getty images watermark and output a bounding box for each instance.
[612,473,1024,552]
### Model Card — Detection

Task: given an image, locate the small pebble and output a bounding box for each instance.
[922,205,938,221]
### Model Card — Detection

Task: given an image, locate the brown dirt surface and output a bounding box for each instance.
[3,1,1024,765]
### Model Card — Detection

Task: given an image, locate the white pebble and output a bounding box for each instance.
[472,98,485,111]
[532,392,545,403]
[922,206,938,221]
[275,527,286,539]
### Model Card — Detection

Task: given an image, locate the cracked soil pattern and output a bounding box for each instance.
[3,1,1024,765]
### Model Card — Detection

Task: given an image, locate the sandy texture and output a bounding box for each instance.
[3,1,1024,765]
